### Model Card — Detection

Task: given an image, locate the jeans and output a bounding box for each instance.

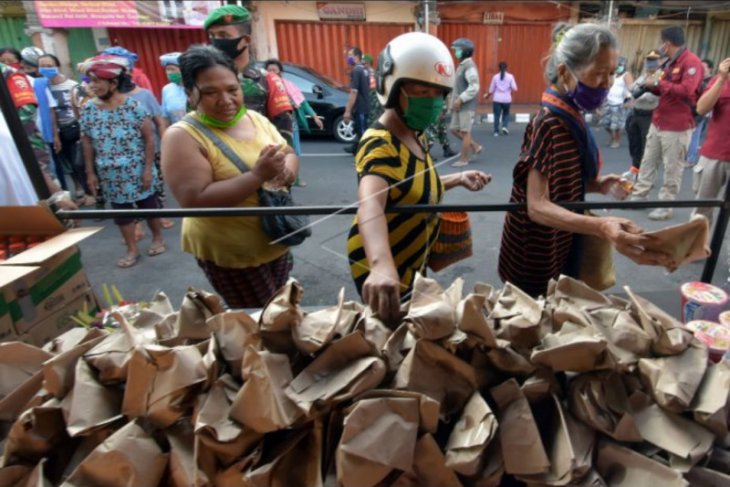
[493,102,510,133]
[47,143,68,191]
[292,119,302,156]
[687,116,709,166]
[354,112,367,144]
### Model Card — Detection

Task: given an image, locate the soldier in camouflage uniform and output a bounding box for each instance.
[426,107,457,158]
[204,5,293,146]
[0,61,60,189]
[363,54,383,126]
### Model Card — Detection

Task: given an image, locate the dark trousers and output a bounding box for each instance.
[354,112,367,143]
[625,109,653,169]
[493,102,511,133]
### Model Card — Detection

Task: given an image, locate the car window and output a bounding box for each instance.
[283,72,316,94]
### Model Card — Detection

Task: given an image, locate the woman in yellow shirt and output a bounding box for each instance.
[161,45,298,308]
[348,33,490,325]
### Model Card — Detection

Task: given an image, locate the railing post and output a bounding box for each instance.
[701,177,730,283]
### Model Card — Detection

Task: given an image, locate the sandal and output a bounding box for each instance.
[148,241,166,256]
[117,254,140,268]
[161,219,175,229]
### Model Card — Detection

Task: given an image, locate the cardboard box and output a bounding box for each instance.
[0,206,101,342]
[19,290,98,347]
[0,265,40,342]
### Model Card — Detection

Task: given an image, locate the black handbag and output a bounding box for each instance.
[58,120,80,143]
[183,115,311,246]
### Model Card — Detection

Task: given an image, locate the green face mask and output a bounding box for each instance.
[198,105,247,128]
[402,93,444,132]
[453,48,463,60]
[167,72,182,84]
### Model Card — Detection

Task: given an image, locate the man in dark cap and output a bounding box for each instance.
[204,4,293,143]
[631,25,703,221]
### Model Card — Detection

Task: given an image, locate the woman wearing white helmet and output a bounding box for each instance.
[347,32,491,325]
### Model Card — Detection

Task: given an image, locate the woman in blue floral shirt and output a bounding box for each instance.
[80,55,166,268]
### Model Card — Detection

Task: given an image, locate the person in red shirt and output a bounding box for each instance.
[263,61,294,146]
[692,57,730,224]
[631,25,704,221]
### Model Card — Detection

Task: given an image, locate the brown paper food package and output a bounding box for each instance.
[42,328,106,355]
[489,283,546,349]
[64,358,123,437]
[444,391,498,477]
[167,425,210,487]
[259,279,304,354]
[490,378,550,476]
[691,361,730,439]
[176,289,224,341]
[638,340,708,412]
[2,399,67,467]
[207,311,262,380]
[61,421,168,487]
[585,307,652,371]
[519,395,595,486]
[393,339,477,417]
[354,308,392,352]
[0,343,53,406]
[286,332,386,416]
[632,403,714,466]
[568,372,642,443]
[336,396,421,487]
[0,371,46,423]
[0,465,33,487]
[242,421,323,487]
[457,293,498,347]
[293,288,347,354]
[122,343,209,428]
[485,339,536,376]
[641,215,710,272]
[229,347,302,434]
[530,322,609,372]
[595,440,689,487]
[625,287,693,356]
[381,324,416,373]
[412,433,463,487]
[194,375,263,468]
[42,335,106,400]
[404,275,462,341]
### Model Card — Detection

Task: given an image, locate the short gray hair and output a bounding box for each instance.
[545,23,617,84]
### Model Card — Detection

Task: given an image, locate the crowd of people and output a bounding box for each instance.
[2,3,729,320]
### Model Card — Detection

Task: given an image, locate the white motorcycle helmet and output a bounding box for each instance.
[376,32,454,108]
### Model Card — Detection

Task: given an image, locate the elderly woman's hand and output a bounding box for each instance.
[600,217,669,266]
[460,171,491,191]
[252,144,287,182]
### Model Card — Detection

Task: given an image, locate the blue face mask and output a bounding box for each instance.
[39,67,59,78]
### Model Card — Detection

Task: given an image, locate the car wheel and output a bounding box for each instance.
[333,115,357,144]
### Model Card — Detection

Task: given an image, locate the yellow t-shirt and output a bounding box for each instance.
[175,110,289,268]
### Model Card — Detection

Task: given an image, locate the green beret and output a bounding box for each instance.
[204,5,251,30]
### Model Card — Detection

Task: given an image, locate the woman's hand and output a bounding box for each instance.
[53,135,62,153]
[362,263,403,326]
[595,174,632,200]
[142,167,153,191]
[599,217,669,266]
[252,144,286,182]
[460,171,491,191]
[313,116,324,130]
[86,173,98,197]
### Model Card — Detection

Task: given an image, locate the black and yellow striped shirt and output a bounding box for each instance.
[347,124,444,297]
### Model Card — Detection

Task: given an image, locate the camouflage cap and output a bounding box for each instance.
[203,5,251,30]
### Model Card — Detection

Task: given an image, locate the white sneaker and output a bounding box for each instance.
[648,208,673,221]
[501,127,509,135]
[493,132,499,137]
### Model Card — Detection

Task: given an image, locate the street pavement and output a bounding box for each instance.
[74,117,729,309]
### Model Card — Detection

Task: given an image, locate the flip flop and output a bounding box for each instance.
[148,242,166,257]
[117,254,140,268]
[474,144,483,154]
[161,219,175,229]
[451,160,469,168]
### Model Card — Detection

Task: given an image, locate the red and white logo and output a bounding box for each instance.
[434,62,453,77]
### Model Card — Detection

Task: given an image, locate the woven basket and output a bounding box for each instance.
[428,212,473,272]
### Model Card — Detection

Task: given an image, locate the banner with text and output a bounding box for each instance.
[36,1,222,29]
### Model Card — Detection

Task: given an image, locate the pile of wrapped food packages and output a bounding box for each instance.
[1,273,729,487]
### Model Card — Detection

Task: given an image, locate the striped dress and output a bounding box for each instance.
[347,124,444,297]
[498,110,585,297]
